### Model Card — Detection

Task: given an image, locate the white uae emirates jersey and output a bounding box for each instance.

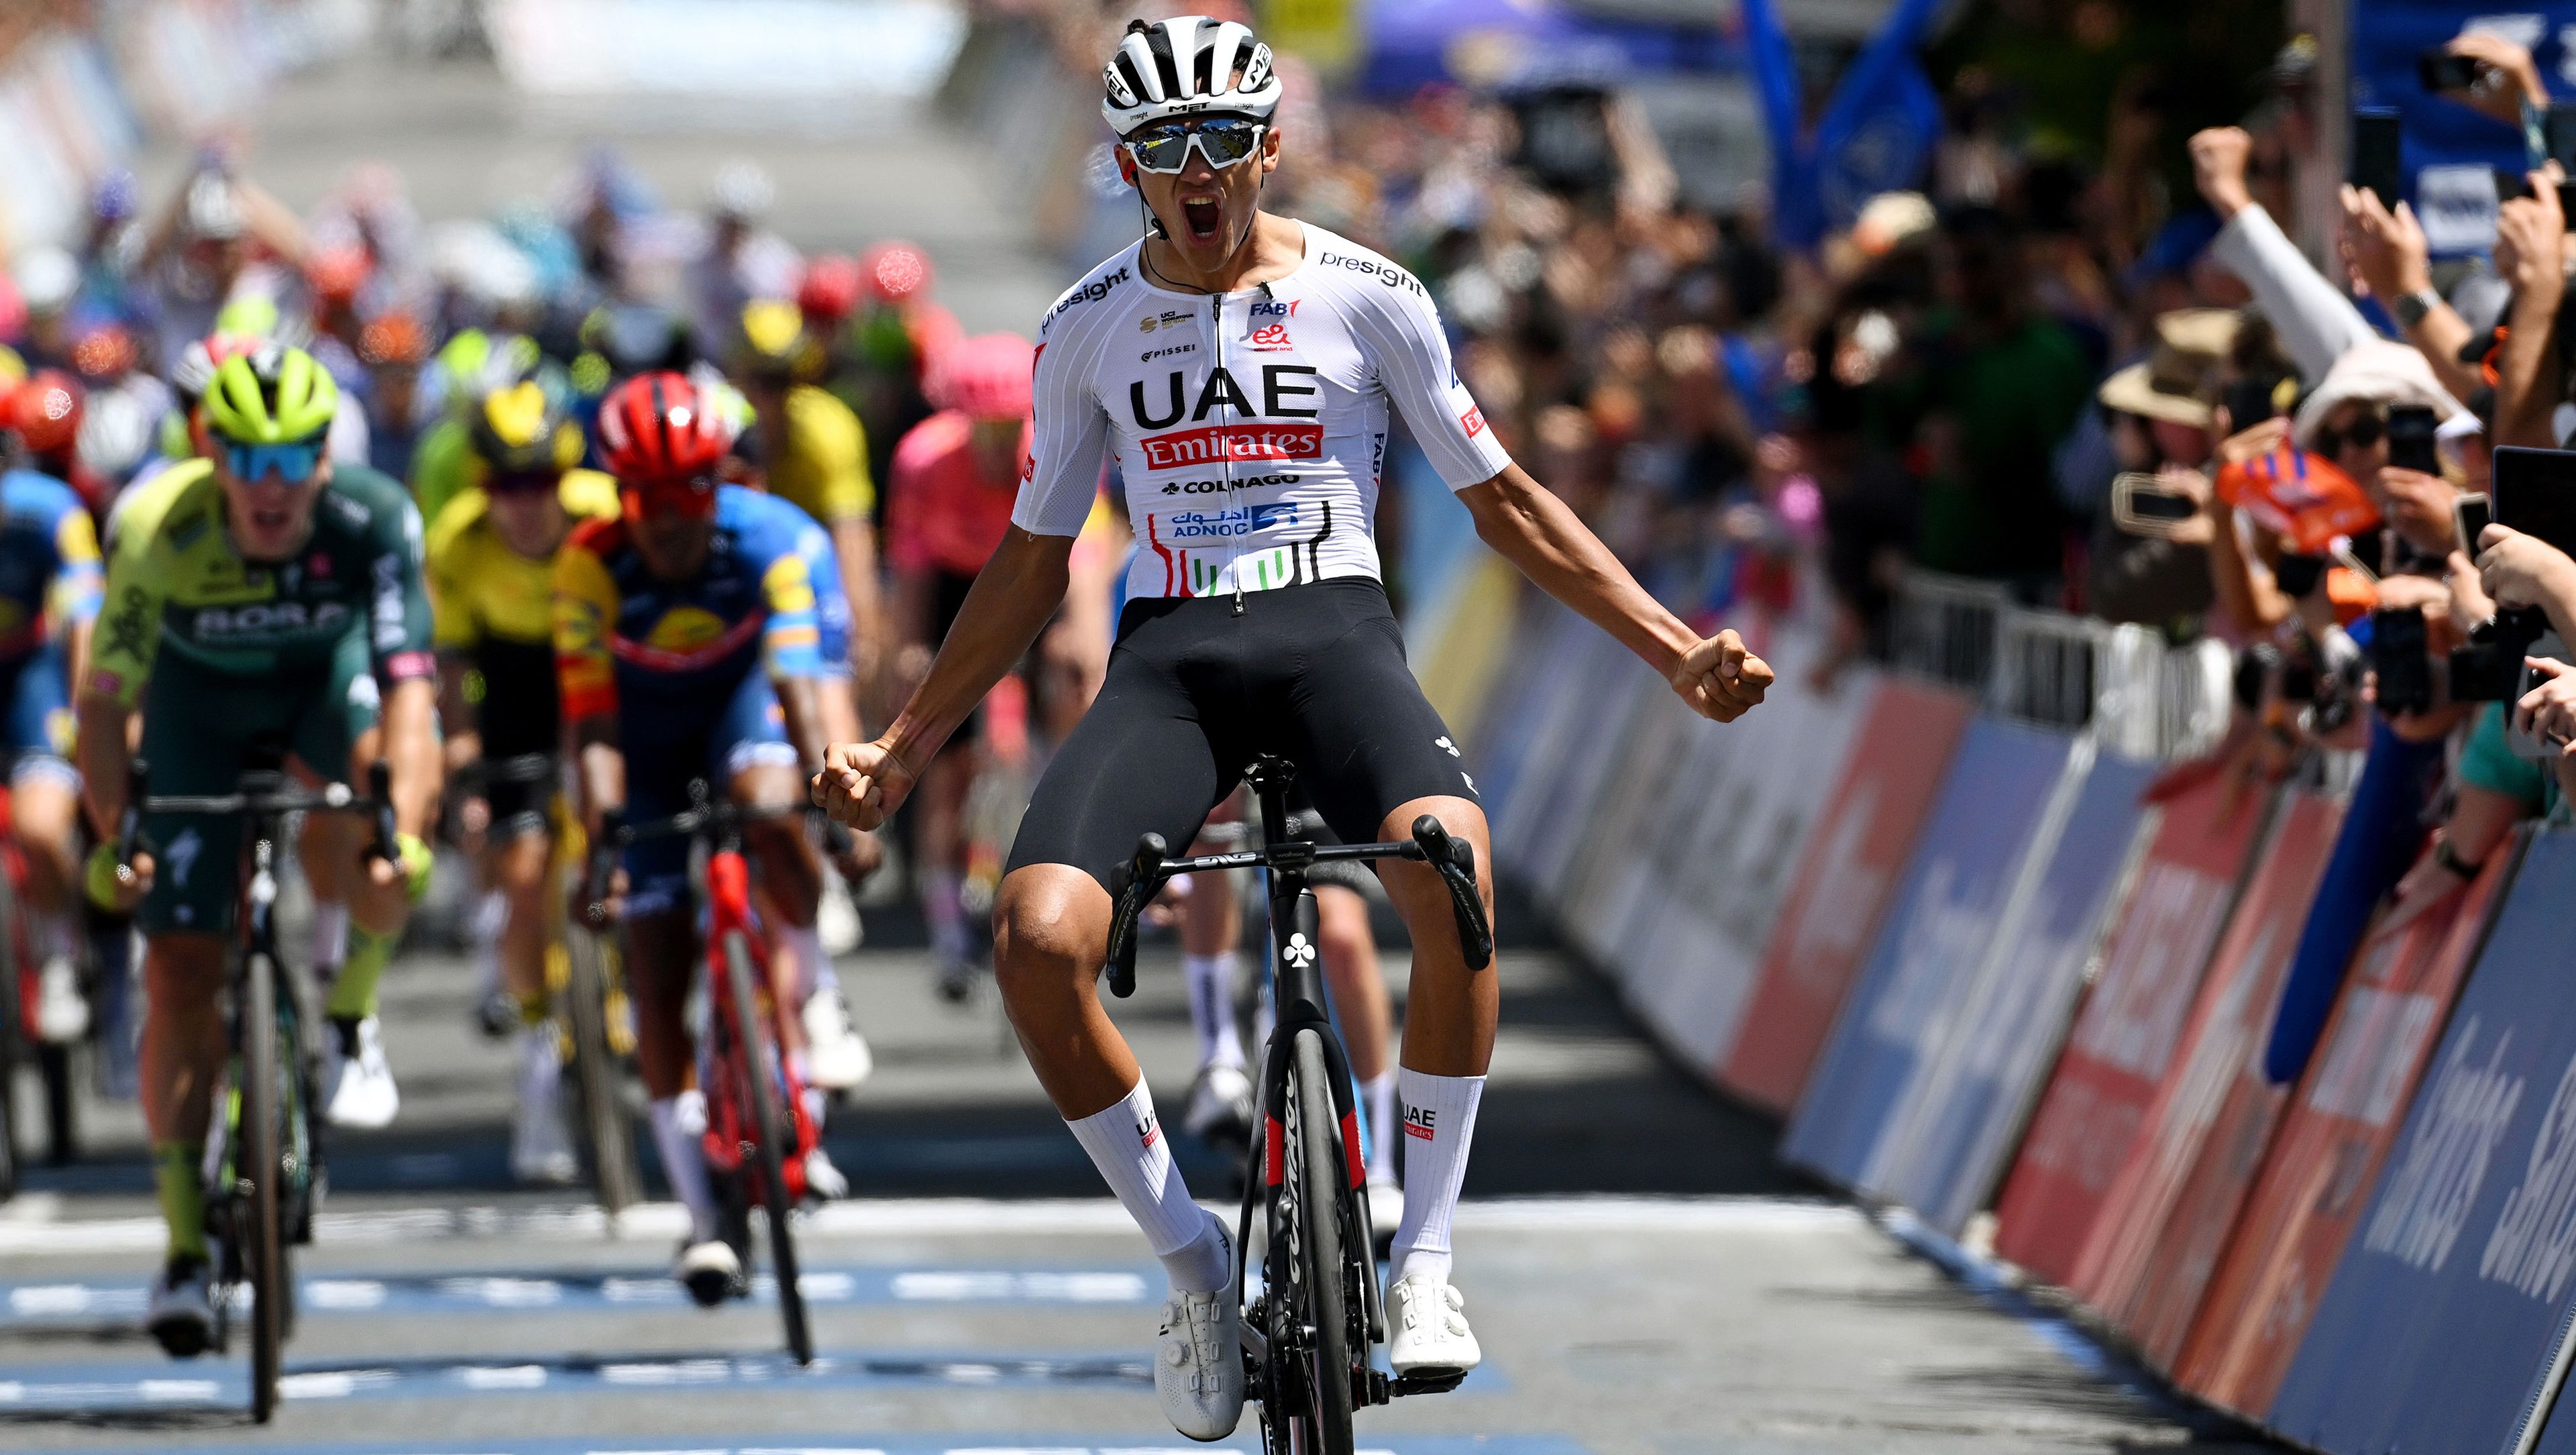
[1013,223,1512,600]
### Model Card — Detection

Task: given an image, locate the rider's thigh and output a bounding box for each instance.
[142,932,229,1010]
[1373,794,1494,943]
[9,764,76,849]
[1269,584,1480,849]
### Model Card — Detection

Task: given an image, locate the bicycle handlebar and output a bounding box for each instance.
[115,757,400,880]
[1100,813,1493,999]
[576,777,854,928]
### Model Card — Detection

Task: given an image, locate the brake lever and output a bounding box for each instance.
[114,759,149,882]
[366,760,398,864]
[1103,832,1169,998]
[1411,815,1493,971]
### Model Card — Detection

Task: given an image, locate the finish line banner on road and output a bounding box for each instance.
[1718,676,1972,1112]
[1989,771,2270,1287]
[2078,790,2343,1367]
[1780,716,2080,1189]
[2264,829,2576,1455]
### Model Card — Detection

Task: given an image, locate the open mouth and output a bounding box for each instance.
[1181,193,1222,242]
[248,504,295,537]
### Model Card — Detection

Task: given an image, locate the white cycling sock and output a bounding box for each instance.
[1183,952,1244,1069]
[1391,1069,1483,1284]
[470,890,506,996]
[1066,1079,1227,1292]
[922,869,967,961]
[779,924,827,1003]
[1361,1070,1397,1183]
[310,900,350,976]
[649,1092,718,1243]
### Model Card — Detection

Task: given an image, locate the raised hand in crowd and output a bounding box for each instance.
[2439,32,2551,127]
[2488,176,2567,447]
[2513,655,2576,754]
[2477,522,2576,642]
[2340,184,2481,400]
[2188,126,2257,220]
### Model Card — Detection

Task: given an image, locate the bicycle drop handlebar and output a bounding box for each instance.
[576,777,854,926]
[115,758,400,880]
[1102,814,1493,999]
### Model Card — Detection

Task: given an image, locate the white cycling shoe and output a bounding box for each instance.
[1183,1062,1254,1144]
[34,956,86,1042]
[1387,1275,1481,1376]
[677,1238,743,1307]
[146,1254,215,1358]
[804,1145,850,1199]
[802,989,873,1090]
[510,1030,579,1186]
[323,1017,400,1130]
[1155,1268,1246,1440]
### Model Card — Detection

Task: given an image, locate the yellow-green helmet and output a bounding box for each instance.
[203,343,337,443]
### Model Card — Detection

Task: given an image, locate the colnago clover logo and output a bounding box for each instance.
[1283,932,1317,968]
[1434,735,1460,757]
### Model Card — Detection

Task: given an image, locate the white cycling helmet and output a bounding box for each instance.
[1101,15,1280,137]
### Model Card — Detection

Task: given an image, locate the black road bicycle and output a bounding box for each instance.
[1104,755,1493,1455]
[113,749,398,1423]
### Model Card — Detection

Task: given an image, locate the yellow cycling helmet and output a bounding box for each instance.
[203,343,337,443]
[733,299,821,382]
[470,369,586,478]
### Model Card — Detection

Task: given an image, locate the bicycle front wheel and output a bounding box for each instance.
[241,951,287,1422]
[1285,1028,1358,1455]
[721,930,811,1364]
[566,930,640,1213]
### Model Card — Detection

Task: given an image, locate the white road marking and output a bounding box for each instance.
[0,1195,1851,1255]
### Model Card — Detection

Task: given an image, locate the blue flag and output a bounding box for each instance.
[1743,0,1947,248]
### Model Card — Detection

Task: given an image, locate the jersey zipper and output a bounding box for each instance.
[1214,290,1244,616]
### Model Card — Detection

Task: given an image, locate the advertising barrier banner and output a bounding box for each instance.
[1489,615,1629,871]
[1614,643,1872,1071]
[2175,842,2514,1416]
[1861,748,2160,1233]
[2264,831,2576,1455]
[1780,716,2079,1189]
[1719,676,1972,1111]
[2070,791,2344,1360]
[1990,772,2270,1285]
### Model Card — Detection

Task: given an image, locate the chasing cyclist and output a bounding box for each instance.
[556,370,878,1303]
[883,332,1037,999]
[426,374,620,1185]
[76,343,441,1356]
[816,15,1772,1440]
[0,443,103,1048]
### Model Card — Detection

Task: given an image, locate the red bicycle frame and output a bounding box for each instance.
[695,846,818,1203]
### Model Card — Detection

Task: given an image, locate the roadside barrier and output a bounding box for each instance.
[1454,565,2576,1450]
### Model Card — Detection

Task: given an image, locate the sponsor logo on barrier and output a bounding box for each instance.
[2480,1050,2576,1302]
[2361,1018,2524,1273]
[2070,863,2235,1077]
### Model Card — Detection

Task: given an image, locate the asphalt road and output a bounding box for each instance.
[0,37,2287,1455]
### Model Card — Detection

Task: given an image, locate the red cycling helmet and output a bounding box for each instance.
[597,370,735,515]
[305,244,371,306]
[797,254,863,326]
[12,370,81,456]
[70,324,136,382]
[925,333,1035,421]
[859,241,933,305]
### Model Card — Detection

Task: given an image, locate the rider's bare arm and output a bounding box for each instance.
[1460,463,1772,722]
[380,676,441,839]
[436,655,482,777]
[73,690,131,841]
[815,528,1072,829]
[570,714,625,841]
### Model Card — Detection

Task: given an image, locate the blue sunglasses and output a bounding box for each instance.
[222,437,327,482]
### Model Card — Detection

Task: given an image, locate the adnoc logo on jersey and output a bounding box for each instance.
[1140,422,1325,470]
[1165,503,1301,540]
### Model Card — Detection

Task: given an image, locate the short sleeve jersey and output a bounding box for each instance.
[0,469,102,660]
[90,462,435,707]
[552,484,848,724]
[427,469,625,652]
[1012,223,1510,600]
[885,409,1020,579]
[765,384,875,527]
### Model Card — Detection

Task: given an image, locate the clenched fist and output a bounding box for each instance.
[810,738,918,832]
[1670,629,1774,723]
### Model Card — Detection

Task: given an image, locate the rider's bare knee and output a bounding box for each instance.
[992,877,1097,1007]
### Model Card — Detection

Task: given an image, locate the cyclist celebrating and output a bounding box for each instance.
[427,376,620,1185]
[884,332,1034,999]
[74,343,440,1356]
[816,15,1771,1440]
[557,370,877,1302]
